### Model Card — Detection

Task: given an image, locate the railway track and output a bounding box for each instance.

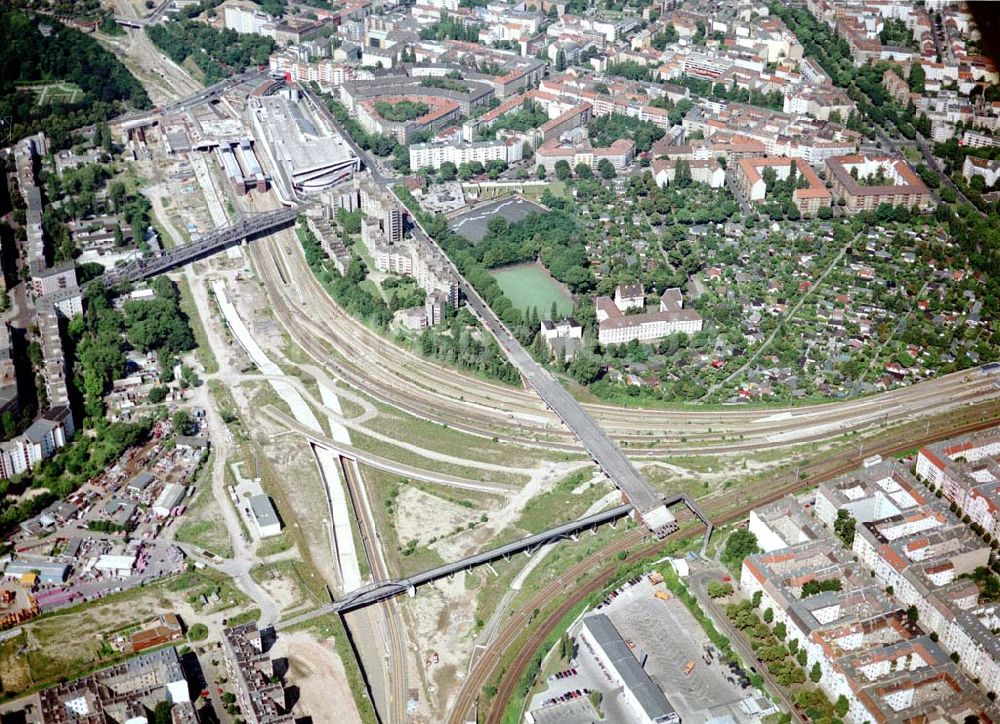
[247,232,1000,456]
[452,409,1000,724]
[340,455,409,723]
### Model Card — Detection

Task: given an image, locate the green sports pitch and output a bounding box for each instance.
[490,262,574,318]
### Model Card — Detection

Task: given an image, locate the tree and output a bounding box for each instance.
[555,48,566,72]
[751,590,762,608]
[536,164,547,179]
[908,62,926,94]
[675,159,692,187]
[707,581,734,598]
[559,633,572,660]
[575,163,593,179]
[597,158,616,179]
[834,509,856,548]
[153,701,173,724]
[554,160,572,181]
[835,695,850,718]
[810,661,822,683]
[721,529,760,567]
[438,161,457,182]
[172,410,195,436]
[187,623,209,641]
[148,385,169,404]
[763,607,774,623]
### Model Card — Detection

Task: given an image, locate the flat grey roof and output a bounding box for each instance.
[582,613,676,722]
[249,494,280,529]
[129,471,155,490]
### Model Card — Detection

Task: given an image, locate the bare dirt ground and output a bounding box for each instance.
[273,631,362,724]
[399,575,479,723]
[394,488,482,547]
[0,573,252,696]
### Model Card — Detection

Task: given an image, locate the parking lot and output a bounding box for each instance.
[601,576,757,723]
[528,573,759,723]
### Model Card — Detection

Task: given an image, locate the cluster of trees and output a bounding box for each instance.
[435,159,507,182]
[298,219,393,327]
[757,163,811,220]
[298,215,520,383]
[958,566,1000,602]
[626,170,740,228]
[588,112,665,153]
[474,210,596,293]
[800,578,843,598]
[721,529,760,569]
[419,76,469,93]
[647,96,695,125]
[725,600,806,687]
[0,9,150,148]
[772,4,930,140]
[146,19,274,85]
[374,100,430,122]
[879,18,917,49]
[477,100,548,140]
[87,519,129,533]
[707,581,734,598]
[672,74,785,112]
[40,162,151,263]
[0,417,151,535]
[833,509,856,548]
[324,98,402,158]
[417,308,521,385]
[649,26,679,51]
[418,14,483,42]
[382,277,426,312]
[70,279,194,421]
[123,277,196,360]
[605,60,652,82]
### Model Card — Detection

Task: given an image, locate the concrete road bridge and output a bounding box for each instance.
[277,492,712,628]
[38,208,296,309]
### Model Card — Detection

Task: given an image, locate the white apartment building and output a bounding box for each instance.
[225,5,271,35]
[269,54,357,90]
[0,412,73,480]
[409,139,522,171]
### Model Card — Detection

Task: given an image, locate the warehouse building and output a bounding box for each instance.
[577,614,679,724]
[153,483,187,518]
[249,494,282,539]
[4,560,70,584]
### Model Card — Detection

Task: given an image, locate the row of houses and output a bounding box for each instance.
[744,451,1000,719]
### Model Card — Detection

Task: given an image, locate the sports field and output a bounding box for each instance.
[490,262,573,317]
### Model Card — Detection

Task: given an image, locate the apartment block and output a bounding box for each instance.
[10,647,194,724]
[410,138,523,171]
[734,156,832,217]
[749,495,822,552]
[825,155,933,213]
[851,508,1000,696]
[916,430,1000,542]
[814,460,925,529]
[221,623,292,724]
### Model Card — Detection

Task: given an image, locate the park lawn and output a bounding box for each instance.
[490,263,573,317]
[19,81,84,106]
